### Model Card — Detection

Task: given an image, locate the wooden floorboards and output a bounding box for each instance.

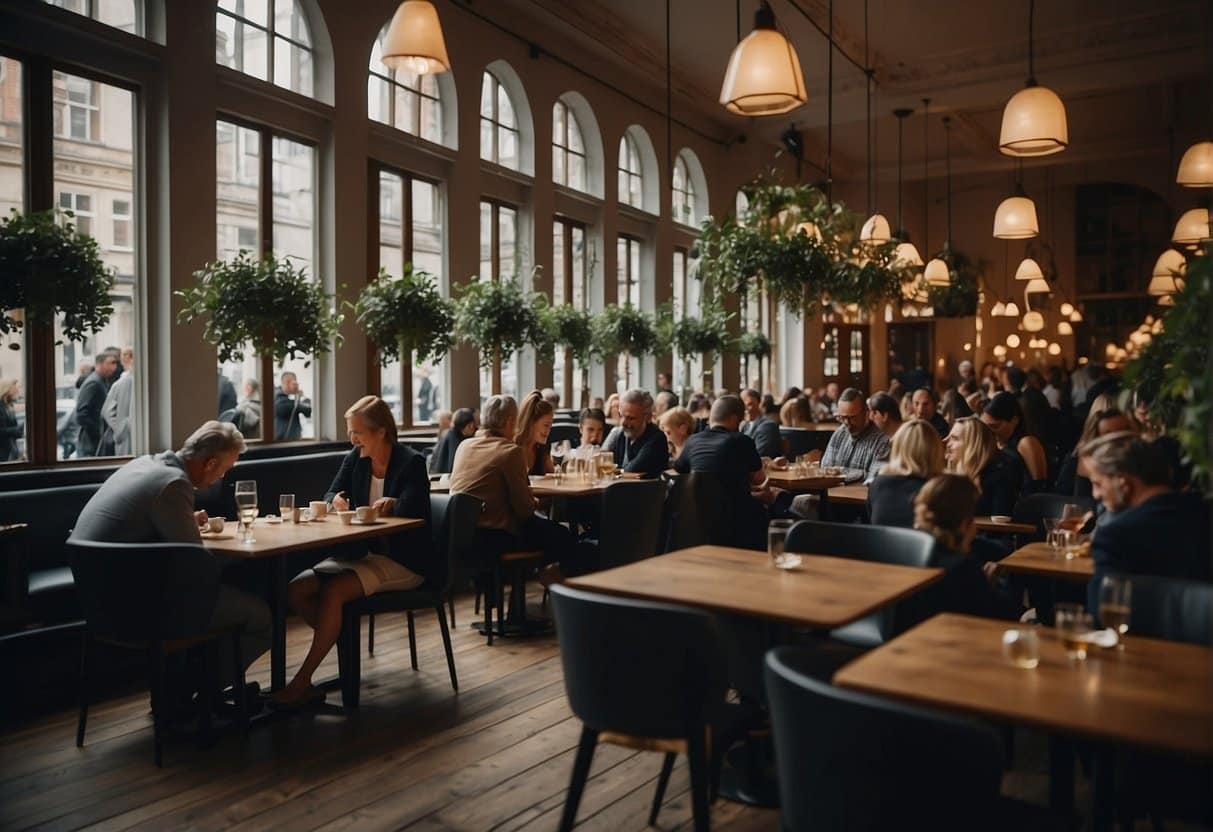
[0,595,779,832]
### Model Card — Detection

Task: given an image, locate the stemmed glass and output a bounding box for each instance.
[1060,503,1085,532]
[1099,575,1132,649]
[235,480,258,545]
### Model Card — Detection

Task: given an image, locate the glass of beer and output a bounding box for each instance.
[1099,575,1132,649]
[1056,608,1093,661]
[1002,627,1040,669]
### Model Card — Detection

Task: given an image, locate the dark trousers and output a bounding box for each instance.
[476,513,595,575]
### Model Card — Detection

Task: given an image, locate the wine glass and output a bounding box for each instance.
[235,480,258,545]
[1099,575,1132,649]
[1060,503,1085,532]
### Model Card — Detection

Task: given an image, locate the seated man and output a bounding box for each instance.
[911,387,950,438]
[429,407,477,474]
[793,388,890,516]
[1080,433,1211,613]
[601,388,669,476]
[740,387,782,458]
[654,390,679,418]
[70,420,270,696]
[576,407,607,449]
[868,392,903,440]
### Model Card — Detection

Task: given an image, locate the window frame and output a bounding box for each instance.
[552,215,588,406]
[368,31,443,144]
[479,197,519,396]
[479,71,520,170]
[614,233,642,391]
[672,152,696,227]
[44,0,144,36]
[552,98,587,192]
[216,0,315,97]
[617,133,643,209]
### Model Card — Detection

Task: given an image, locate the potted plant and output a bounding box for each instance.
[0,208,115,345]
[453,273,547,393]
[662,303,731,397]
[736,331,773,389]
[176,251,344,366]
[592,304,659,390]
[353,265,455,367]
[542,304,599,407]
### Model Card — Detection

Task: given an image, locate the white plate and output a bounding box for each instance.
[200,531,236,540]
[351,518,385,525]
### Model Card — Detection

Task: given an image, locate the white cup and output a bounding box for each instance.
[309,500,327,519]
[356,505,377,523]
[208,517,225,534]
[337,510,355,526]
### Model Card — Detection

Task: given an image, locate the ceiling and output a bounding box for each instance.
[492,0,1210,182]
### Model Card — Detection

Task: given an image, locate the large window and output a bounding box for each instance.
[215,118,318,442]
[672,152,697,227]
[43,0,140,34]
[479,199,519,400]
[741,285,769,390]
[552,98,586,192]
[614,234,642,392]
[552,217,587,406]
[672,246,703,395]
[479,71,519,170]
[618,133,643,209]
[376,169,445,425]
[368,28,443,145]
[216,0,314,98]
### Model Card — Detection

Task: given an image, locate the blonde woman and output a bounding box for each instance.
[659,406,696,460]
[898,392,915,422]
[865,419,945,528]
[944,416,1018,517]
[515,390,555,475]
[278,395,432,707]
[779,395,813,427]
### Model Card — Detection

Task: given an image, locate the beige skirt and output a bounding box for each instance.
[312,553,424,596]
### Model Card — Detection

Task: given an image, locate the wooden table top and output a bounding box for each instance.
[566,544,943,630]
[781,423,841,433]
[834,613,1213,757]
[766,470,846,492]
[825,484,1035,534]
[201,515,425,559]
[996,541,1095,582]
[429,476,609,499]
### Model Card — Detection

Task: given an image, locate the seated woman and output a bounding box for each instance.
[940,388,973,426]
[779,395,813,427]
[659,406,696,461]
[429,407,477,474]
[277,395,432,706]
[515,390,555,475]
[866,419,944,528]
[944,416,1019,517]
[1054,392,1113,498]
[982,392,1049,493]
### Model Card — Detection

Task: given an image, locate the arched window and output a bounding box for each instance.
[672,154,695,226]
[44,0,141,34]
[552,98,586,191]
[480,70,520,170]
[618,133,643,208]
[216,0,314,98]
[368,28,443,145]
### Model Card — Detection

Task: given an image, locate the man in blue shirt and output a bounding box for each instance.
[740,387,782,457]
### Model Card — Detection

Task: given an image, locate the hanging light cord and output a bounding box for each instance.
[666,0,672,182]
[922,98,930,253]
[896,113,904,231]
[864,0,872,215]
[1027,0,1036,85]
[826,0,834,195]
[944,116,952,247]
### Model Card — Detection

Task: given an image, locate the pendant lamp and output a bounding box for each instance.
[1059,301,1074,316]
[1022,310,1045,332]
[1013,258,1043,281]
[1004,300,1021,317]
[1069,308,1083,322]
[860,214,891,245]
[720,1,807,116]
[884,108,921,263]
[991,300,1007,317]
[999,0,1067,157]
[1057,321,1073,336]
[1047,342,1062,355]
[1024,277,1050,295]
[994,186,1039,239]
[1172,208,1211,247]
[1148,249,1187,297]
[381,1,452,75]
[925,116,955,286]
[1006,333,1021,348]
[1176,141,1213,187]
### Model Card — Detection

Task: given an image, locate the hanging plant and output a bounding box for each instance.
[592,304,659,358]
[453,274,547,369]
[176,251,344,365]
[1125,249,1211,494]
[736,331,773,361]
[659,303,732,365]
[353,265,454,366]
[0,209,115,344]
[542,304,599,365]
[924,250,984,318]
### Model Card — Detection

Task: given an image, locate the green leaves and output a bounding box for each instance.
[924,249,984,318]
[736,331,772,361]
[176,251,344,365]
[453,276,548,369]
[666,304,731,363]
[592,304,660,358]
[0,208,116,343]
[355,265,454,365]
[543,304,599,364]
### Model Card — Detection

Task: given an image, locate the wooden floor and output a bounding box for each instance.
[0,594,780,832]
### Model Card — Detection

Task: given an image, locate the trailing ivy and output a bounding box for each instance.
[542,304,599,365]
[354,265,454,366]
[453,275,548,369]
[736,331,773,361]
[592,304,659,359]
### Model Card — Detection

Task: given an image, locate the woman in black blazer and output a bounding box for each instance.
[275,395,432,707]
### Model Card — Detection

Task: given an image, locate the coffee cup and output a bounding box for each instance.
[309,500,327,519]
[207,517,225,534]
[356,505,377,523]
[336,510,355,526]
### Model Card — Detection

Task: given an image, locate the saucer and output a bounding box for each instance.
[351,518,384,526]
[201,531,235,540]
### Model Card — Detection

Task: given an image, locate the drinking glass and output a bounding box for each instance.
[1062,531,1088,560]
[768,519,800,569]
[1002,627,1040,669]
[235,480,258,544]
[1099,575,1132,649]
[279,493,295,522]
[1043,517,1063,553]
[551,440,568,469]
[1056,609,1093,661]
[1060,503,1085,532]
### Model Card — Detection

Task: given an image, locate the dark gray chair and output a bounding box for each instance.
[337,493,482,707]
[784,520,936,648]
[1011,493,1094,542]
[67,539,248,767]
[550,584,735,832]
[1109,574,1213,646]
[548,423,581,445]
[780,426,829,459]
[595,479,667,569]
[664,472,733,552]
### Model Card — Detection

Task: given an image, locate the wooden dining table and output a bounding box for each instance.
[825,483,1037,535]
[429,475,609,499]
[203,515,425,691]
[996,541,1095,582]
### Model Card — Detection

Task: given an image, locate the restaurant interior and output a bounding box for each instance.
[0,0,1210,829]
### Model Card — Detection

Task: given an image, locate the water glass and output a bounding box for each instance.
[1099,575,1132,648]
[768,519,800,569]
[235,480,258,544]
[279,493,296,522]
[1001,627,1040,669]
[1043,517,1064,553]
[1056,608,1094,661]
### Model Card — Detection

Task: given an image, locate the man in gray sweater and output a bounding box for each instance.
[71,421,270,691]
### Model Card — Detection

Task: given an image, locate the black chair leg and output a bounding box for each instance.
[231,631,249,738]
[150,648,166,768]
[338,610,362,708]
[76,632,90,748]
[448,591,456,629]
[474,588,481,616]
[406,611,418,670]
[558,726,599,832]
[197,647,215,749]
[650,751,677,825]
[496,567,506,637]
[483,577,494,646]
[687,727,711,832]
[436,605,458,691]
[367,614,376,655]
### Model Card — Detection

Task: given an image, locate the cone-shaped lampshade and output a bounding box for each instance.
[1006,333,1021,348]
[1176,141,1213,187]
[1022,311,1045,332]
[1148,249,1187,296]
[1069,309,1083,322]
[1172,208,1211,247]
[992,345,1007,358]
[720,4,807,117]
[1004,300,1021,317]
[382,1,451,74]
[991,300,1007,317]
[1159,295,1175,307]
[924,257,951,286]
[1059,301,1074,316]
[860,213,892,245]
[1024,277,1050,294]
[1048,342,1062,355]
[1014,258,1043,281]
[893,241,923,267]
[1058,321,1073,336]
[795,221,823,241]
[999,85,1068,157]
[993,195,1039,239]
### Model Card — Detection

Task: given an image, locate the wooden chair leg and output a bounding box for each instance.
[406,611,418,670]
[687,726,711,832]
[76,632,90,748]
[650,752,677,825]
[558,726,599,832]
[436,605,458,691]
[367,614,376,655]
